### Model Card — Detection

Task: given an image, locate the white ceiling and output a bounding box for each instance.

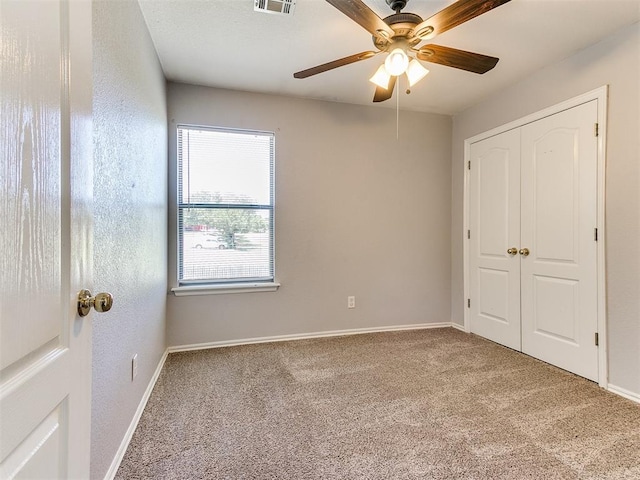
[138,0,640,115]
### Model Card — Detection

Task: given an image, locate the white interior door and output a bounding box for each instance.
[520,101,599,381]
[469,129,522,350]
[0,1,93,478]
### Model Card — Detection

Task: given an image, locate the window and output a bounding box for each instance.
[177,125,275,287]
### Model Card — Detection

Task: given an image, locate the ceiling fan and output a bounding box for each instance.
[293,0,512,102]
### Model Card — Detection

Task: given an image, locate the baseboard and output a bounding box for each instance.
[168,322,454,353]
[450,322,467,333]
[607,384,640,404]
[103,349,169,480]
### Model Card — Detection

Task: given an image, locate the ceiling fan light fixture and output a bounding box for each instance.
[369,64,391,89]
[384,48,409,76]
[406,59,429,86]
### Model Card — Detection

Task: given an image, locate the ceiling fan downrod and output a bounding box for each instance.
[386,0,407,14]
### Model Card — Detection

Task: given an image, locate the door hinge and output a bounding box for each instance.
[467,298,471,308]
[467,229,471,240]
[594,227,598,241]
[594,123,599,137]
[595,332,599,346]
[468,160,471,170]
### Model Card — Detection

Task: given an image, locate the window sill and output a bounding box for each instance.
[171,282,280,297]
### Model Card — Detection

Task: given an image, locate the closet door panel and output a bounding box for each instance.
[469,129,521,350]
[520,100,599,382]
[531,130,578,263]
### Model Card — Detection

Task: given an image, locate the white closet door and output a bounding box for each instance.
[469,129,522,350]
[520,101,599,381]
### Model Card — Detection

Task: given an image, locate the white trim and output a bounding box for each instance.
[594,86,609,389]
[168,323,454,353]
[450,322,468,333]
[464,86,608,145]
[607,384,640,404]
[462,86,608,385]
[171,282,280,296]
[103,349,169,480]
[462,138,471,333]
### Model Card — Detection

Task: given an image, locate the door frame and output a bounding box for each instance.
[462,86,608,388]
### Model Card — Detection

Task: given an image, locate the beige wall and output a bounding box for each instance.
[451,23,640,395]
[166,83,452,347]
[91,1,167,478]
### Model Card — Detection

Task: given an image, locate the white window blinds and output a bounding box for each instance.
[177,125,275,284]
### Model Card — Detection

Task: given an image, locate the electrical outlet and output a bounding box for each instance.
[347,296,356,309]
[132,354,138,381]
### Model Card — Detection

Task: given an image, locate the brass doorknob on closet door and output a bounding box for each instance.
[77,289,114,317]
[519,248,530,257]
[507,247,518,256]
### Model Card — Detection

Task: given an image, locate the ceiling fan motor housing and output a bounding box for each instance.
[373,12,424,49]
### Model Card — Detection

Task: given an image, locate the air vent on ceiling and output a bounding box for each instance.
[254,0,296,16]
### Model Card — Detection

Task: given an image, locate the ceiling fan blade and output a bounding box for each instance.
[326,0,395,42]
[412,0,511,39]
[373,75,396,103]
[294,51,378,79]
[416,44,499,74]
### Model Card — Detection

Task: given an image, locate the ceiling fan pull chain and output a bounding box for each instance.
[396,75,400,140]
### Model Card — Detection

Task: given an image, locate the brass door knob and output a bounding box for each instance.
[77,289,114,317]
[507,247,518,256]
[519,248,530,257]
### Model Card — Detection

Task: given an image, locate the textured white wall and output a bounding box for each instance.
[451,23,640,395]
[166,84,452,347]
[91,1,167,478]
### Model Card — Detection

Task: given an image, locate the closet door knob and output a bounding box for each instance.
[519,248,530,257]
[507,247,518,256]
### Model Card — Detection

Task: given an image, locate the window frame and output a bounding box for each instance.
[173,124,277,293]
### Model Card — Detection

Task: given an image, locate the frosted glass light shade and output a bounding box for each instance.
[369,64,391,89]
[406,59,429,87]
[384,48,409,76]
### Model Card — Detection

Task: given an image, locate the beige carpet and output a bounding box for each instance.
[116,328,640,479]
